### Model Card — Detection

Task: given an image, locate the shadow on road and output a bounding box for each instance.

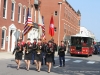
[5,54,100,75]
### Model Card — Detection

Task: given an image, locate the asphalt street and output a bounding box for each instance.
[0,53,100,75]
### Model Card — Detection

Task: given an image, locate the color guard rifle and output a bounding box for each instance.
[36,45,42,54]
[26,43,32,54]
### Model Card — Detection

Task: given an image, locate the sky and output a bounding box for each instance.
[67,0,100,41]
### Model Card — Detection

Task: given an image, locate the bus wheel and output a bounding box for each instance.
[90,54,92,56]
[86,54,89,57]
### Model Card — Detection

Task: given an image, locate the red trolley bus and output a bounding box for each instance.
[70,34,94,57]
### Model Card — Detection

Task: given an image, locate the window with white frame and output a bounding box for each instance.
[79,20,80,26]
[1,29,6,49]
[64,24,67,33]
[3,0,7,18]
[11,2,15,21]
[18,4,22,23]
[54,11,58,16]
[23,7,26,24]
[68,12,70,20]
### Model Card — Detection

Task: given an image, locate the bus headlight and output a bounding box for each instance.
[86,50,88,52]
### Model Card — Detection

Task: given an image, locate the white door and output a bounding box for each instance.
[11,30,16,52]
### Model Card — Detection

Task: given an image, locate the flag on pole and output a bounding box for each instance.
[42,16,46,40]
[49,16,54,37]
[38,10,43,38]
[23,8,33,36]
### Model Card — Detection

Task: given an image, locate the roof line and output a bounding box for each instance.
[65,0,79,16]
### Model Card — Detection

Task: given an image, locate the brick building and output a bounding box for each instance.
[0,0,81,52]
[38,0,81,45]
[0,0,29,52]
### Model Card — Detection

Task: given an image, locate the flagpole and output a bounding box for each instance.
[0,0,1,17]
[38,8,40,39]
[51,37,53,41]
[23,0,30,38]
[29,0,30,7]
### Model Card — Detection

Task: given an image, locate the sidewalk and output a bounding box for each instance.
[0,52,14,60]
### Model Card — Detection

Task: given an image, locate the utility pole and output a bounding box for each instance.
[58,2,62,46]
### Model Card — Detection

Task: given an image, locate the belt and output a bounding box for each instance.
[47,53,51,54]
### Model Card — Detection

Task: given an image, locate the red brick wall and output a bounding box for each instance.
[38,0,80,44]
[0,0,80,51]
[0,0,29,51]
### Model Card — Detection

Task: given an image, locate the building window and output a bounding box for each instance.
[23,7,26,24]
[79,20,80,26]
[66,10,68,18]
[1,29,6,49]
[54,27,57,32]
[11,2,15,21]
[3,0,7,18]
[68,12,70,20]
[18,4,22,23]
[54,11,58,16]
[64,24,67,33]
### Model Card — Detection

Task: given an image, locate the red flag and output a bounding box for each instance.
[49,16,54,37]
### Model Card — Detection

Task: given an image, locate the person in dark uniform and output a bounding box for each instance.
[41,41,47,65]
[45,41,53,73]
[51,39,57,66]
[58,41,66,67]
[20,38,25,46]
[32,38,37,64]
[34,39,43,72]
[24,38,32,71]
[12,39,23,70]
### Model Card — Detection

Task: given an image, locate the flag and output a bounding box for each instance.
[49,16,54,37]
[23,8,33,36]
[42,16,46,40]
[38,10,43,38]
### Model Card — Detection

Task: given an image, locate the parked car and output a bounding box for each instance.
[93,45,100,54]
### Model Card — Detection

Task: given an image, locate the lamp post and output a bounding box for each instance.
[58,2,62,46]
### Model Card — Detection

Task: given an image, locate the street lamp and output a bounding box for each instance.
[58,2,62,46]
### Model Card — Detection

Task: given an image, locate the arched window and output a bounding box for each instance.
[23,6,26,24]
[1,28,6,49]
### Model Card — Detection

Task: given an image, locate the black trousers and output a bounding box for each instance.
[52,53,55,65]
[59,56,65,66]
[41,52,46,65]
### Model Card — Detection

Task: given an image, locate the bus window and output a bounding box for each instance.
[81,37,88,46]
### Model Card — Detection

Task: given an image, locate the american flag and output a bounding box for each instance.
[23,8,33,36]
[42,16,46,40]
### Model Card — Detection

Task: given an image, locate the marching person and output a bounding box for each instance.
[58,41,66,67]
[45,41,53,73]
[24,38,33,71]
[41,40,47,65]
[34,39,43,72]
[32,38,37,64]
[51,39,57,66]
[12,39,23,70]
[20,38,25,45]
[20,38,25,55]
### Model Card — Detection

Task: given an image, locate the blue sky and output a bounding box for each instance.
[67,0,100,41]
